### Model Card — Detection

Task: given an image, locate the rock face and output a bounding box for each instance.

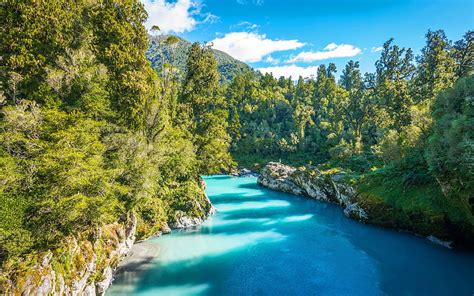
[169,189,217,229]
[169,210,212,229]
[3,189,216,295]
[3,215,137,296]
[258,162,368,221]
[230,168,260,177]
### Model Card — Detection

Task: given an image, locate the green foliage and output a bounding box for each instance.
[414,30,457,103]
[181,43,234,174]
[426,76,474,202]
[453,30,474,78]
[0,0,224,266]
[227,30,471,170]
[356,151,474,243]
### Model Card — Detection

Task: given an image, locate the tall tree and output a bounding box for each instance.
[414,30,456,103]
[375,38,415,132]
[181,43,234,173]
[453,30,474,78]
[340,61,370,149]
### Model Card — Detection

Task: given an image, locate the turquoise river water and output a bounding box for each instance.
[107,175,474,296]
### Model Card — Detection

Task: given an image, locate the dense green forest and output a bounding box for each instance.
[0,0,225,268]
[228,32,473,168]
[0,0,473,282]
[225,30,474,245]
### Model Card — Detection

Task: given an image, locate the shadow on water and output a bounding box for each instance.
[130,251,242,295]
[108,176,474,296]
[116,257,156,273]
[210,194,266,205]
[237,182,262,190]
[123,229,290,294]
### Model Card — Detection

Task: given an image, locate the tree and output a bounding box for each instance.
[414,30,456,103]
[292,102,314,149]
[181,43,234,173]
[340,61,369,150]
[89,0,151,129]
[426,75,474,199]
[453,30,474,78]
[375,38,415,132]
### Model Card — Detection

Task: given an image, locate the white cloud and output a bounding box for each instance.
[371,46,383,52]
[210,32,305,63]
[142,0,217,34]
[288,43,362,62]
[257,65,319,79]
[265,56,280,64]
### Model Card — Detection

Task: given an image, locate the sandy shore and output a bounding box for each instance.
[115,240,161,273]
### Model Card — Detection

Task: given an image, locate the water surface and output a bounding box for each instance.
[107,175,474,295]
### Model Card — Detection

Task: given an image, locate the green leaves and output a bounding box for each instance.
[0,0,215,264]
[426,75,474,199]
[414,30,457,103]
[181,43,234,174]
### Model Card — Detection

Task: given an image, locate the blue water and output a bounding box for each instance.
[107,176,474,296]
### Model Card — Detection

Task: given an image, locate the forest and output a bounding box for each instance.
[0,0,473,288]
[0,0,221,270]
[225,30,474,245]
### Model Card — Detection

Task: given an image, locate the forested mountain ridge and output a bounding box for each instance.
[147,34,253,83]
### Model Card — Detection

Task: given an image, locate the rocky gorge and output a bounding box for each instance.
[2,161,468,295]
[1,196,215,295]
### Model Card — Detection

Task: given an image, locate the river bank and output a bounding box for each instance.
[1,187,215,296]
[257,162,474,249]
[106,175,474,295]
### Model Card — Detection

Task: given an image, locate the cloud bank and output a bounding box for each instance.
[142,0,217,34]
[210,32,304,63]
[289,43,362,62]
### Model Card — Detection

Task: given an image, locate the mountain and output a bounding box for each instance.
[146,35,253,83]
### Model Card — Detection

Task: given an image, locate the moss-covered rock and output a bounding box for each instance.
[258,162,471,248]
[1,178,217,295]
[1,216,136,295]
[258,162,367,221]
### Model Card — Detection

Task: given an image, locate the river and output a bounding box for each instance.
[107,175,474,295]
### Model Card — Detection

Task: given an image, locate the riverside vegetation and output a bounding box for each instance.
[0,0,473,293]
[0,0,225,293]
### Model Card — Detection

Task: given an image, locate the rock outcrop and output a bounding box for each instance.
[3,215,137,296]
[258,162,457,248]
[258,162,368,221]
[169,208,215,229]
[230,168,260,177]
[3,182,217,295]
[169,190,217,229]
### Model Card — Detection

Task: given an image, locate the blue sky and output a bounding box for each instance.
[142,0,474,78]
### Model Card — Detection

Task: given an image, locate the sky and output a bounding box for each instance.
[141,0,474,78]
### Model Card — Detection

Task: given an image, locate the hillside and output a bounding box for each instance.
[147,35,253,82]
